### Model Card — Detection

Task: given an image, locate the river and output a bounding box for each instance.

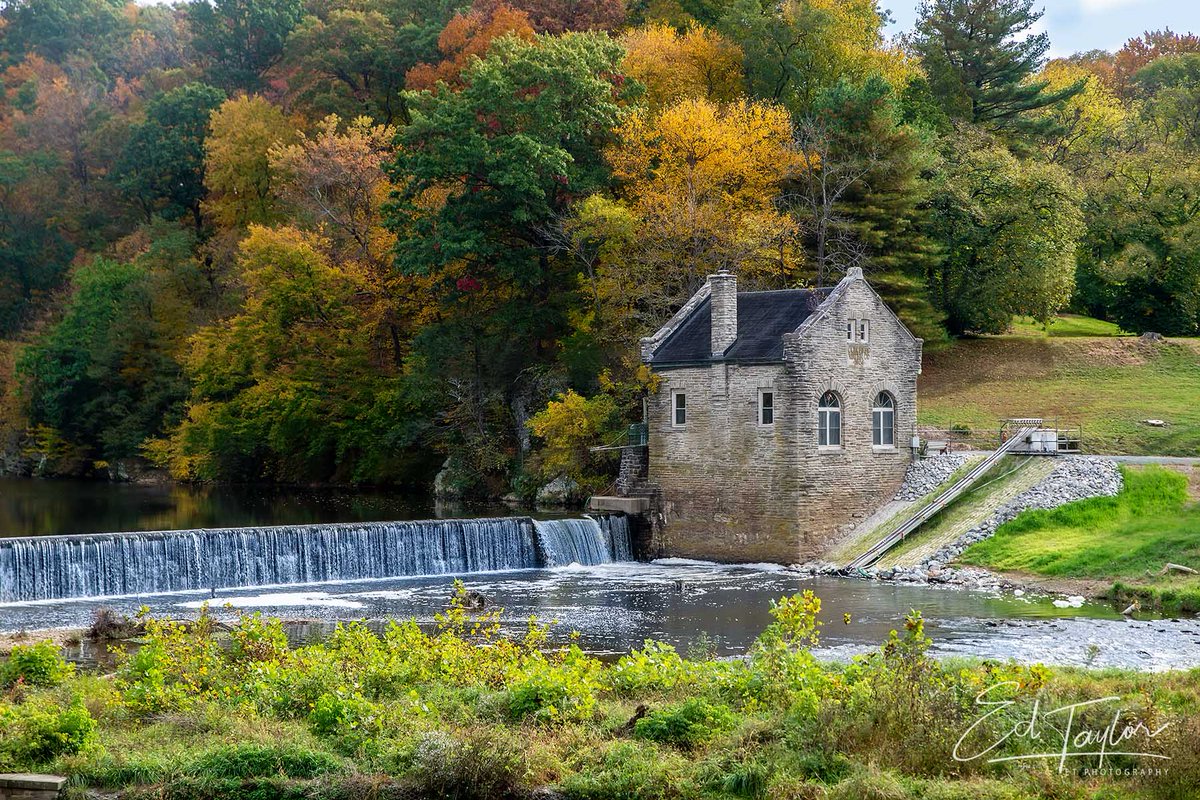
[1,478,1198,671]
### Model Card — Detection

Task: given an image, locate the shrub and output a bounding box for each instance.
[507,646,603,723]
[559,741,694,800]
[609,641,696,696]
[0,641,74,689]
[188,743,343,780]
[0,697,98,768]
[408,730,527,800]
[633,698,737,749]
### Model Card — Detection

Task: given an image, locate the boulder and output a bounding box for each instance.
[536,475,583,506]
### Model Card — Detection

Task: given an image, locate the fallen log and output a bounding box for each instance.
[1158,563,1198,576]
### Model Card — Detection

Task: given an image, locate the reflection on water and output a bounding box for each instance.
[0,477,519,537]
[5,561,1199,671]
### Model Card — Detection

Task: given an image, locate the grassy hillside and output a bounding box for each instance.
[919,334,1200,456]
[959,466,1200,612]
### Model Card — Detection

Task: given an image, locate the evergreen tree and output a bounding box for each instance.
[912,0,1085,138]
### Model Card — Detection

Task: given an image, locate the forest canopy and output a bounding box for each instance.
[0,0,1197,494]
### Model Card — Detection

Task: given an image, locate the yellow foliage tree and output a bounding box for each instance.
[1037,60,1127,174]
[565,97,803,372]
[203,96,298,229]
[621,23,743,111]
[807,0,918,91]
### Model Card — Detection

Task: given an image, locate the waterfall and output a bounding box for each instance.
[533,515,632,567]
[0,514,634,602]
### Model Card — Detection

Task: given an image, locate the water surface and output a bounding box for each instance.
[5,561,1197,671]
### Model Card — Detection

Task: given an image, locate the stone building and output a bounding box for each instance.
[639,267,922,564]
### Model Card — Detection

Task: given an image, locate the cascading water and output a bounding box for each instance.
[0,514,634,603]
[532,515,632,567]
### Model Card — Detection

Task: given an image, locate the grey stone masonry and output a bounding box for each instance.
[642,267,923,564]
[0,774,67,800]
[709,271,738,356]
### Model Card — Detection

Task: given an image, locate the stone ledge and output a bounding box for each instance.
[587,496,650,514]
[0,776,67,792]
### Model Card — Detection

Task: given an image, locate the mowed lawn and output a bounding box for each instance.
[959,466,1200,610]
[1007,314,1126,338]
[919,335,1200,455]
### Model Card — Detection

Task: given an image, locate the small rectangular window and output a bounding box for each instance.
[759,390,774,426]
[858,320,870,343]
[672,392,686,427]
[846,321,855,341]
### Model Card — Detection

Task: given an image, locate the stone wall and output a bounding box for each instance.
[647,272,922,564]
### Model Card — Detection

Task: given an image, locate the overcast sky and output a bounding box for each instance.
[883,0,1200,58]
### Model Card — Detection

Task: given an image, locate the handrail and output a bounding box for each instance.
[844,427,1039,570]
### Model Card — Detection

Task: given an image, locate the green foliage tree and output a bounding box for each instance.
[186,0,304,90]
[0,0,127,64]
[16,238,200,463]
[912,0,1085,139]
[116,82,227,230]
[787,76,945,340]
[283,0,456,124]
[924,134,1084,334]
[386,33,633,490]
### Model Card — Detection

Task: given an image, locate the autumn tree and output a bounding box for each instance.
[620,22,742,111]
[405,4,535,91]
[912,0,1084,139]
[472,0,625,35]
[204,95,297,229]
[567,96,800,364]
[1035,61,1126,174]
[1113,29,1200,98]
[269,114,423,366]
[159,225,427,482]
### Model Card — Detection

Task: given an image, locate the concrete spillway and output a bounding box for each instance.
[0,514,632,603]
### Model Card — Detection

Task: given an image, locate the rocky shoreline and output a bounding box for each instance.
[795,454,1125,603]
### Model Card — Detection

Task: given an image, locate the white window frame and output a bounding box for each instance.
[758,389,774,426]
[846,321,855,341]
[872,392,895,448]
[858,319,870,343]
[672,391,687,428]
[818,391,841,449]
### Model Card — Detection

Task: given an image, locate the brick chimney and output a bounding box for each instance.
[709,269,737,357]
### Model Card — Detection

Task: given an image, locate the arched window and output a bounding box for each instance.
[818,391,841,448]
[873,392,895,447]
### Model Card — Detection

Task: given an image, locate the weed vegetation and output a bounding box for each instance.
[1,585,1198,799]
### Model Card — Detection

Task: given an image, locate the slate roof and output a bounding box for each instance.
[649,288,830,366]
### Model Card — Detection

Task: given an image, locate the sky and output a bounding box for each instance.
[883,0,1200,58]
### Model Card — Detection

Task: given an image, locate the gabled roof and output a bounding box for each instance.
[648,289,830,366]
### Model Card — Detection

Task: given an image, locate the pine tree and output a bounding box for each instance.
[912,0,1085,138]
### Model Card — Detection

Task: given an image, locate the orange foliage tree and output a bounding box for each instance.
[405,4,535,91]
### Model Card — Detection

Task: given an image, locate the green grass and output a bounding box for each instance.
[1007,314,1125,337]
[959,466,1200,611]
[920,338,1200,456]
